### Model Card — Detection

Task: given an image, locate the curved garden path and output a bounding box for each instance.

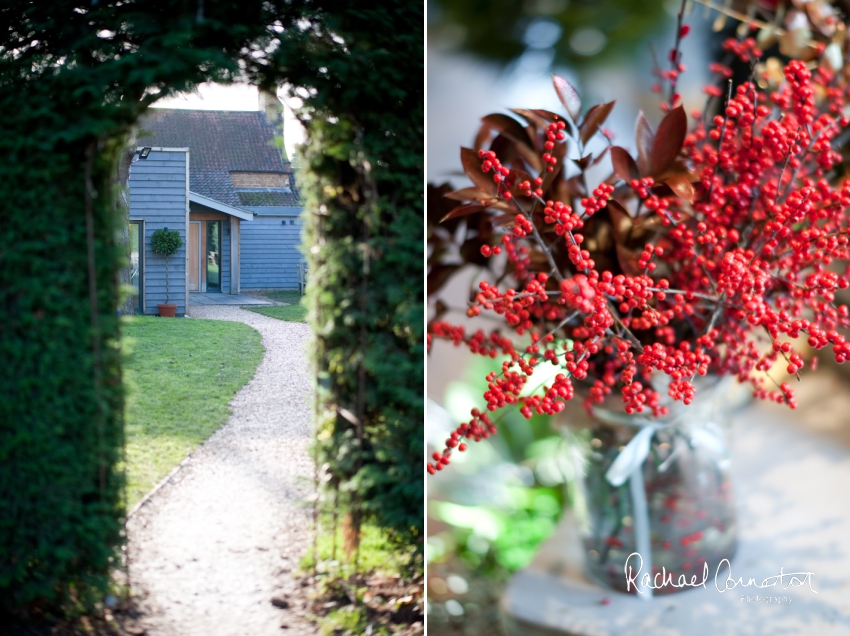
[127,305,317,636]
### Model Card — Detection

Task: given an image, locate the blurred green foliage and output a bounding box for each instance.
[430,0,669,69]
[428,354,586,578]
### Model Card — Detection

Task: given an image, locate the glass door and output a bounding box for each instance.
[129,221,143,313]
[206,221,221,292]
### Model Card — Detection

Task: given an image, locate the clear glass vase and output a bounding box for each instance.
[574,377,738,595]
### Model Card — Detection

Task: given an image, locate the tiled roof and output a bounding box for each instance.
[237,191,300,206]
[137,109,300,208]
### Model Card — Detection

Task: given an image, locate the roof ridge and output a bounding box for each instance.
[148,107,264,114]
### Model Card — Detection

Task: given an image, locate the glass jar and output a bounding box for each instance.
[574,377,738,595]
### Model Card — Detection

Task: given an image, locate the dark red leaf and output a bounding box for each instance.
[444,187,495,202]
[474,124,492,151]
[440,203,486,223]
[610,146,640,182]
[635,111,655,176]
[607,206,634,251]
[461,147,498,195]
[482,114,533,146]
[616,244,642,276]
[564,175,586,198]
[489,199,515,213]
[511,108,574,136]
[652,105,687,176]
[573,154,592,171]
[532,109,573,135]
[580,101,615,145]
[540,139,567,191]
[510,109,550,137]
[427,264,462,296]
[607,197,636,224]
[491,213,517,228]
[489,133,541,174]
[552,75,581,121]
[662,174,695,203]
[432,300,449,321]
[591,146,610,166]
[508,168,533,197]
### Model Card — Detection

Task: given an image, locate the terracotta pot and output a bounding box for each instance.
[157,303,177,318]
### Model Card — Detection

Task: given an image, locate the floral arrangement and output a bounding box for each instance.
[427,6,850,474]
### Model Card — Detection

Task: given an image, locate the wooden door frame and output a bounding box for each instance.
[189,220,202,292]
[190,212,228,293]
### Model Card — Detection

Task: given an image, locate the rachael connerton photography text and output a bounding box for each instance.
[624,552,818,596]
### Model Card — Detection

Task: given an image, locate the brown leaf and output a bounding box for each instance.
[635,214,670,232]
[552,75,581,121]
[489,199,515,213]
[428,264,463,296]
[591,146,610,166]
[573,154,592,171]
[616,244,642,276]
[635,111,655,176]
[473,124,492,151]
[662,174,695,203]
[607,199,635,247]
[511,108,547,129]
[541,142,567,191]
[508,168,533,197]
[564,175,586,198]
[491,213,517,228]
[443,187,495,202]
[610,146,640,182]
[652,105,687,176]
[440,203,486,223]
[533,109,573,135]
[512,108,574,136]
[489,133,541,173]
[580,101,615,145]
[532,108,567,122]
[461,147,498,195]
[607,197,636,223]
[433,299,449,320]
[482,114,534,147]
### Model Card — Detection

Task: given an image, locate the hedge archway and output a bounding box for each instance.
[0,0,422,616]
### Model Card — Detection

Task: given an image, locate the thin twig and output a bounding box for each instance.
[668,0,689,110]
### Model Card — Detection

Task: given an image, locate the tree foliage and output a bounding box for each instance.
[0,0,422,616]
[276,2,425,559]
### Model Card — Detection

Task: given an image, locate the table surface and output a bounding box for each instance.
[501,375,850,635]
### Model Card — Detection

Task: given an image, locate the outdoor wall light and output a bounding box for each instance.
[139,147,152,159]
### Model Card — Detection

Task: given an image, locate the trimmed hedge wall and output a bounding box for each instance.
[277,2,425,555]
[0,1,264,614]
[0,94,128,613]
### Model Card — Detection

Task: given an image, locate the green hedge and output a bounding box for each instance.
[0,96,128,614]
[0,1,263,615]
[280,2,424,556]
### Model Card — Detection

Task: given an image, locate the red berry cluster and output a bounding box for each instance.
[428,30,850,475]
[581,183,615,217]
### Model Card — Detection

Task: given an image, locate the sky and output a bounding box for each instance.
[152,82,306,162]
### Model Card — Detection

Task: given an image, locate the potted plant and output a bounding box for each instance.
[150,227,183,318]
[427,12,850,595]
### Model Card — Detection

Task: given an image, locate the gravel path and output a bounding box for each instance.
[127,305,317,636]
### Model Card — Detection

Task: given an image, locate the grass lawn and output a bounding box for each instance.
[244,289,307,323]
[122,316,264,507]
